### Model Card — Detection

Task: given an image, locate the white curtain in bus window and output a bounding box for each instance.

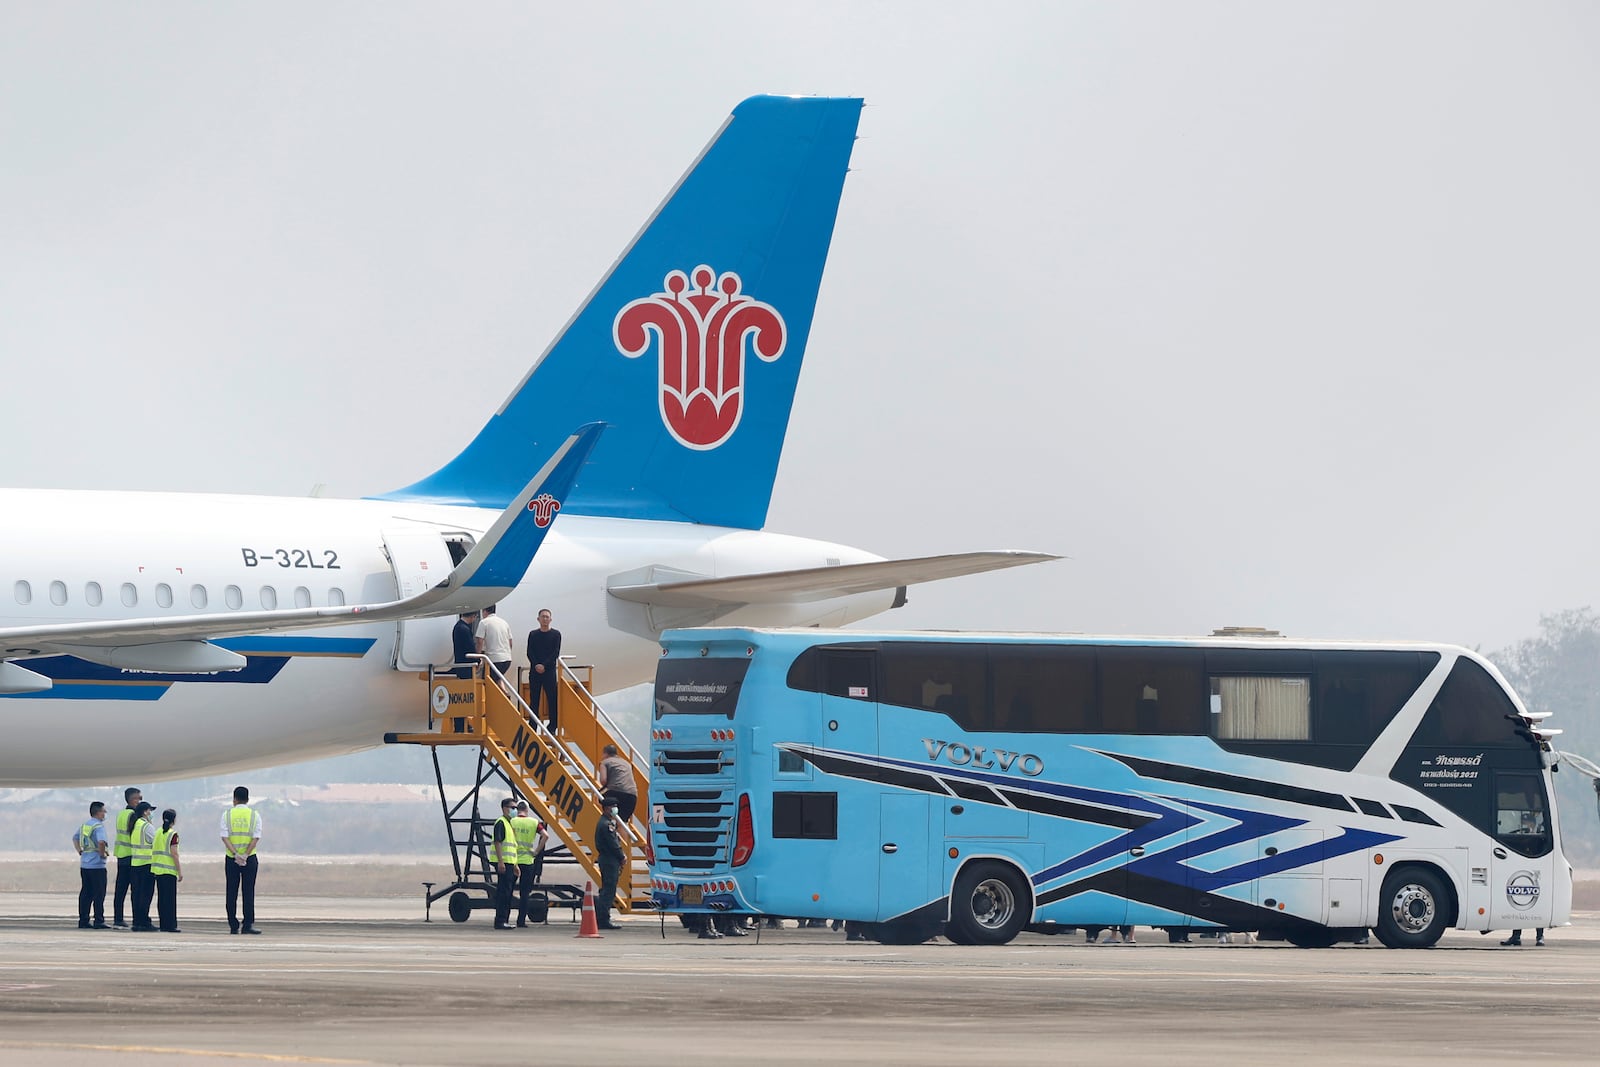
[1212,676,1310,739]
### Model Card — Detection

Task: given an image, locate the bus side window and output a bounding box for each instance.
[990,645,1095,733]
[1410,657,1525,748]
[1099,649,1205,735]
[879,645,987,729]
[1210,676,1311,740]
[819,650,874,700]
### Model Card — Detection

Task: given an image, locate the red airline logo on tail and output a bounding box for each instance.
[614,265,786,450]
[527,493,561,527]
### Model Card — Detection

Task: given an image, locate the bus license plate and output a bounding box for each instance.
[680,884,703,905]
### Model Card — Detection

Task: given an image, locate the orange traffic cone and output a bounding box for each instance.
[576,880,602,938]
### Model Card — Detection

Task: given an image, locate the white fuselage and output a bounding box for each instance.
[0,488,893,784]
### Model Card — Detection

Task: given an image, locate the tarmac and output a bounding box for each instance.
[2,894,1597,1066]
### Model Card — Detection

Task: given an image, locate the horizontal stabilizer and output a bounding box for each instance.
[0,426,602,669]
[607,551,1060,608]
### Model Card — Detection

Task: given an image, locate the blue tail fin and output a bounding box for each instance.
[375,95,863,529]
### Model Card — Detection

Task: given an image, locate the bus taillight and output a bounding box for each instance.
[731,793,755,867]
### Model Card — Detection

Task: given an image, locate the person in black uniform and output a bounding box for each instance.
[452,610,480,680]
[526,608,562,732]
[595,800,625,931]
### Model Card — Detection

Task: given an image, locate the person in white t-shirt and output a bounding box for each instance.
[477,605,514,679]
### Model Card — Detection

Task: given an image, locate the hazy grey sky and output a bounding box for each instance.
[4,2,1599,654]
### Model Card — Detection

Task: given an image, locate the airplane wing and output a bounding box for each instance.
[0,424,603,686]
[606,550,1060,608]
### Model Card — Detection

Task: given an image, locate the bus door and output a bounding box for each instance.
[880,792,935,921]
[1489,771,1554,929]
[1253,826,1326,925]
[814,648,880,919]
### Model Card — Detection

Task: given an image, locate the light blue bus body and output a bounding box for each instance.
[647,628,1571,947]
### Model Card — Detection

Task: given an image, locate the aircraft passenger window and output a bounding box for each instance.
[49,580,68,606]
[191,585,208,609]
[260,586,278,609]
[121,583,138,607]
[85,581,103,607]
[294,586,311,608]
[155,583,174,608]
[13,580,31,605]
[328,588,346,606]
[225,585,243,610]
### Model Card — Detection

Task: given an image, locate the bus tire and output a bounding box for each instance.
[947,861,1030,946]
[448,891,473,923]
[1374,866,1453,949]
[1285,928,1338,949]
[870,917,941,945]
[943,922,973,945]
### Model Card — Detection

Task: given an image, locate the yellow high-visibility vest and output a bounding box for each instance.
[77,821,99,855]
[115,808,136,859]
[510,815,542,864]
[152,828,178,878]
[492,816,519,864]
[226,806,256,856]
[131,819,154,868]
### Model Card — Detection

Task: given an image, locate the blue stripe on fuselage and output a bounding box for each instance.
[0,636,375,700]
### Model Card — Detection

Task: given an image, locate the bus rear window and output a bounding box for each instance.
[654,657,751,719]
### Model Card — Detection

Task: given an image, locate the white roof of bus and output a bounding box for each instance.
[664,627,1475,656]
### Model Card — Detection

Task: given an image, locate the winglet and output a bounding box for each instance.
[432,422,604,597]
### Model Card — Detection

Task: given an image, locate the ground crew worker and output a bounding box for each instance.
[73,801,109,929]
[511,800,548,926]
[595,799,624,931]
[491,797,519,929]
[221,786,262,935]
[112,786,142,927]
[153,808,183,933]
[129,802,157,931]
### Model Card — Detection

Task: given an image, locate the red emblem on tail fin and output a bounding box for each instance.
[613,265,786,450]
[527,493,561,527]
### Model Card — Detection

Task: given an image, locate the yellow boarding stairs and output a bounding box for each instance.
[387,657,652,923]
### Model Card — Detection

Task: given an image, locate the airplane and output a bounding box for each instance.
[0,95,1055,785]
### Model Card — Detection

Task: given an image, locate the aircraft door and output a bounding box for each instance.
[382,526,472,671]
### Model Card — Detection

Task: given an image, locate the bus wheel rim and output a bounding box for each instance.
[1390,883,1435,934]
[973,878,1015,929]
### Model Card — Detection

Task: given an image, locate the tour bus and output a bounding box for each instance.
[646,627,1572,947]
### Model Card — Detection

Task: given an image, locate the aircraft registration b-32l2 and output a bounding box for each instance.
[0,95,1055,785]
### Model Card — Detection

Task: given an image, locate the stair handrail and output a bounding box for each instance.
[558,660,648,771]
[479,658,649,856]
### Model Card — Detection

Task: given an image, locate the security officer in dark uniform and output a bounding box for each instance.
[595,800,625,931]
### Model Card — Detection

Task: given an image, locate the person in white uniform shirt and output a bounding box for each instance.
[220,785,263,935]
[477,604,514,680]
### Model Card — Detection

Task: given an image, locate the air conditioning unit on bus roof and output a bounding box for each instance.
[1210,626,1283,638]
